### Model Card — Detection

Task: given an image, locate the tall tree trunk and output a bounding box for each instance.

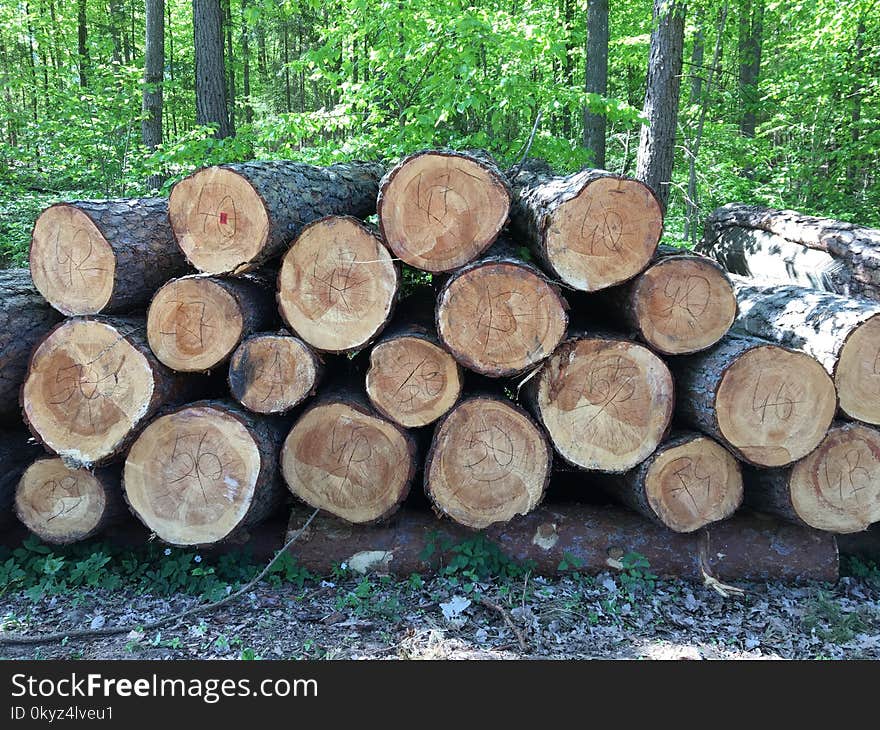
[583,0,609,168]
[847,19,865,189]
[283,22,292,114]
[167,0,177,137]
[223,0,236,133]
[241,0,252,123]
[109,0,124,63]
[142,0,164,190]
[737,0,764,137]
[193,0,232,138]
[77,0,89,87]
[636,0,687,209]
[690,25,704,103]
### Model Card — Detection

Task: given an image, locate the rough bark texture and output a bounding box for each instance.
[0,269,62,421]
[29,198,189,315]
[285,503,838,582]
[169,161,384,274]
[142,0,164,190]
[193,0,231,138]
[670,333,838,467]
[123,399,287,546]
[508,162,663,291]
[0,429,43,530]
[699,203,880,300]
[583,0,609,168]
[731,278,880,425]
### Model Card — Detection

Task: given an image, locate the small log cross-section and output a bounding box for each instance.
[436,246,568,377]
[509,164,663,291]
[169,160,384,274]
[22,317,188,468]
[524,335,674,473]
[147,274,275,373]
[732,280,880,425]
[30,198,189,315]
[365,327,461,428]
[745,422,880,533]
[228,332,322,415]
[280,391,417,524]
[123,400,286,546]
[671,334,837,467]
[604,250,736,355]
[601,432,743,533]
[377,150,511,272]
[278,216,398,354]
[424,395,551,529]
[15,458,125,544]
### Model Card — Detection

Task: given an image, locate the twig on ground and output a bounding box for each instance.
[476,594,529,653]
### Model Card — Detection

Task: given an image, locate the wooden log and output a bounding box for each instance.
[436,242,568,377]
[22,317,192,468]
[508,161,663,291]
[277,216,398,354]
[377,150,511,272]
[424,394,551,529]
[599,432,743,533]
[228,331,322,415]
[29,198,189,315]
[123,400,286,546]
[0,429,43,529]
[670,334,837,467]
[284,503,838,582]
[169,160,384,275]
[699,202,880,301]
[15,458,126,544]
[280,387,417,524]
[599,247,736,355]
[0,269,62,420]
[147,273,276,373]
[731,279,880,425]
[744,421,880,533]
[523,334,674,473]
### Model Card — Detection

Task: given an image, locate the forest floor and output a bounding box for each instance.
[2,570,880,660]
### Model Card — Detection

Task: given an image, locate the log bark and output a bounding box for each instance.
[280,385,417,524]
[509,161,663,292]
[228,331,322,415]
[743,421,880,534]
[169,160,384,274]
[22,316,194,468]
[599,431,743,533]
[698,203,880,301]
[29,198,189,315]
[123,399,286,546]
[0,428,43,529]
[377,149,511,272]
[15,458,126,544]
[277,216,398,354]
[522,333,674,473]
[284,503,838,582]
[670,333,837,467]
[147,273,276,372]
[0,269,62,421]
[424,394,552,529]
[731,278,880,425]
[599,247,736,355]
[436,241,568,377]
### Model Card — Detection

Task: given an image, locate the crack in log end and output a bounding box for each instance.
[229,335,318,415]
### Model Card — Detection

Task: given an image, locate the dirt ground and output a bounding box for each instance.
[2,569,879,660]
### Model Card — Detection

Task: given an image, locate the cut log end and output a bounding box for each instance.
[532,337,674,472]
[365,336,461,427]
[147,277,244,372]
[425,397,550,529]
[837,314,880,425]
[228,334,320,414]
[124,405,265,545]
[30,204,116,315]
[278,216,397,353]
[169,166,269,274]
[378,152,510,272]
[790,423,880,533]
[437,262,567,377]
[634,257,736,354]
[281,401,415,523]
[15,458,110,544]
[23,320,156,466]
[716,345,837,467]
[644,436,742,532]
[548,177,662,291]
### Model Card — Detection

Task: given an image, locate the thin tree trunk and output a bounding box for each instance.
[283,22,291,113]
[241,0,252,123]
[847,19,865,189]
[167,0,177,137]
[142,0,165,190]
[738,0,764,137]
[193,0,232,138]
[77,0,89,87]
[223,0,236,133]
[583,0,609,168]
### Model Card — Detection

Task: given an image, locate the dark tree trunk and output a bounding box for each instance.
[223,0,236,134]
[583,0,609,168]
[737,0,764,138]
[77,0,89,87]
[241,0,252,123]
[193,0,232,138]
[142,0,165,191]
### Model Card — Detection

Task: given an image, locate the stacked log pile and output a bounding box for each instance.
[9,152,880,584]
